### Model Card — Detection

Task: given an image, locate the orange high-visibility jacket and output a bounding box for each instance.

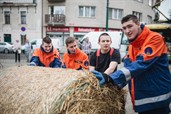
[63,48,89,70]
[30,47,61,68]
[109,26,171,112]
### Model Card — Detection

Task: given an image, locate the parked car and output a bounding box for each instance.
[0,42,14,54]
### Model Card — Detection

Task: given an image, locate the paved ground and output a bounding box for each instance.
[0,54,170,114]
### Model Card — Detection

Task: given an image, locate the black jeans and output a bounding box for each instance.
[15,51,20,63]
[139,106,170,114]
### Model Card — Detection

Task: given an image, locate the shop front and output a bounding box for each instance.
[46,26,120,53]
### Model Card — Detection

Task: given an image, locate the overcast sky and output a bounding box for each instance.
[158,0,171,20]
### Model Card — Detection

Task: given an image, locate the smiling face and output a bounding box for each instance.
[42,42,53,53]
[98,35,112,53]
[122,20,141,42]
[121,14,142,42]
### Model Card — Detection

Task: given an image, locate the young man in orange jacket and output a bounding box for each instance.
[30,36,62,68]
[63,37,89,70]
[92,14,171,114]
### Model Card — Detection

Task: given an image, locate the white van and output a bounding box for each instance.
[30,38,61,51]
[80,31,128,59]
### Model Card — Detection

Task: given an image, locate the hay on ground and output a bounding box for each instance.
[0,66,127,114]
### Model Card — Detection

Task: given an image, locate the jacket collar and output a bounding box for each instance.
[40,45,54,53]
[130,26,150,48]
[67,48,81,57]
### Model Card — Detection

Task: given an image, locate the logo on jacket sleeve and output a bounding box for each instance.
[144,47,153,55]
[84,60,89,66]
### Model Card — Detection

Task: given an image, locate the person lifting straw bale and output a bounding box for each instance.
[0,66,126,114]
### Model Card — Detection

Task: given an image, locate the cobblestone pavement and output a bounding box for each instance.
[0,56,170,114]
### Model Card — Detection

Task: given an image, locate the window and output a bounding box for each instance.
[79,6,95,17]
[109,8,123,20]
[148,0,154,6]
[79,6,84,17]
[49,6,66,15]
[54,6,65,14]
[4,34,11,42]
[133,11,142,21]
[147,15,152,24]
[20,11,26,24]
[4,11,10,24]
[135,0,143,2]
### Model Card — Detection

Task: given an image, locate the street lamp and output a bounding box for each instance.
[106,0,109,31]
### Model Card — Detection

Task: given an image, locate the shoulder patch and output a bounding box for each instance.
[144,47,153,55]
[84,60,89,66]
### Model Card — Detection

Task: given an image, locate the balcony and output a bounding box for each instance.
[47,0,65,2]
[45,14,65,26]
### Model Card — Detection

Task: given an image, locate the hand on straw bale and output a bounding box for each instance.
[0,66,127,114]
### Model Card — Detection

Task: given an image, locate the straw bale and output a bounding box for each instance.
[0,66,126,114]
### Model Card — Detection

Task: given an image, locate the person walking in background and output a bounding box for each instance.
[13,39,21,66]
[55,38,60,53]
[63,37,89,70]
[30,36,62,68]
[24,39,31,62]
[75,37,82,49]
[89,33,121,75]
[82,37,91,56]
[92,14,171,114]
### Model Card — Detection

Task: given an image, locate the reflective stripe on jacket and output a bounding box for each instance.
[109,26,171,112]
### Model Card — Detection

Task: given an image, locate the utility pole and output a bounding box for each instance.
[106,0,109,31]
[41,0,43,38]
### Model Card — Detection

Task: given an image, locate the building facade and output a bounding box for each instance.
[0,0,157,52]
[0,0,42,45]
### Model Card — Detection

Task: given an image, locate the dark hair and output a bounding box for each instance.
[42,36,52,44]
[121,14,139,24]
[65,37,76,46]
[98,33,111,42]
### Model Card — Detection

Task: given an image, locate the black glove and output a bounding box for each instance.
[91,70,112,86]
[101,72,113,83]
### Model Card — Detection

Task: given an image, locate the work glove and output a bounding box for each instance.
[91,70,112,86]
[29,62,36,66]
[76,66,82,70]
[62,63,66,68]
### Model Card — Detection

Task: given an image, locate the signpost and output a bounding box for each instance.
[21,27,26,35]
